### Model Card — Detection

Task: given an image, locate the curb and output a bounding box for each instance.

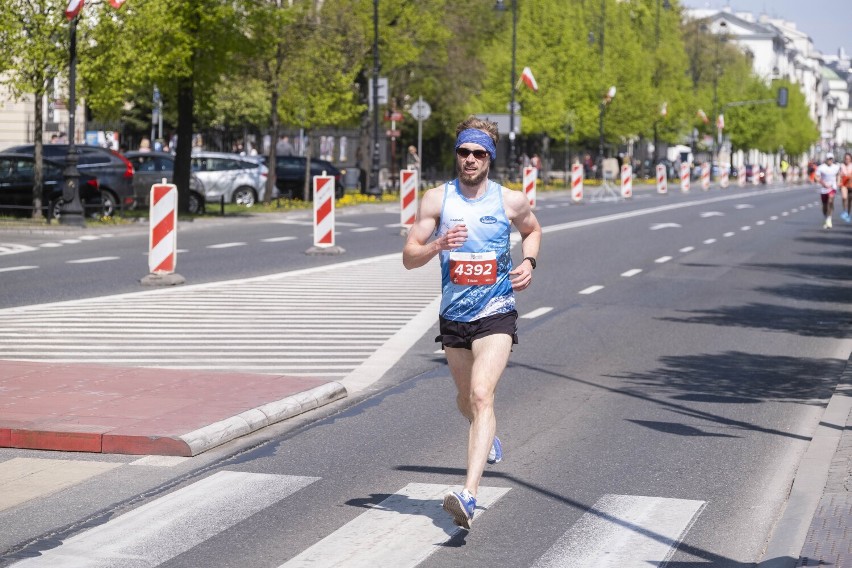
[106,381,347,456]
[758,352,852,567]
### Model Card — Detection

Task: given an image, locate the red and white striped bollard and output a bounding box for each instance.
[656,163,667,194]
[680,162,691,192]
[400,168,418,229]
[571,163,584,203]
[620,164,633,199]
[523,166,537,208]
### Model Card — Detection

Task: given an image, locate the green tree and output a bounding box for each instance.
[0,0,70,218]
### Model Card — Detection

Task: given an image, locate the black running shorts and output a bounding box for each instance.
[436,310,519,350]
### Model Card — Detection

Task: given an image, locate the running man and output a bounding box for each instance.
[402,116,542,529]
[816,153,840,229]
[839,153,852,223]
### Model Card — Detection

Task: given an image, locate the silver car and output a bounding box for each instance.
[190,151,269,207]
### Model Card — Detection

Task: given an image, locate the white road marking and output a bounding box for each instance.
[66,256,120,264]
[261,236,297,242]
[756,220,765,225]
[521,307,553,319]
[207,242,246,249]
[650,223,681,230]
[0,266,37,273]
[723,232,735,237]
[280,483,510,568]
[0,243,37,256]
[621,269,642,278]
[10,471,317,568]
[351,227,378,232]
[38,242,62,248]
[655,256,672,264]
[703,238,716,244]
[741,226,751,231]
[699,211,724,218]
[735,203,754,209]
[78,235,100,241]
[781,212,789,216]
[128,456,191,467]
[0,458,121,512]
[679,246,694,253]
[579,285,604,295]
[532,494,705,568]
[60,239,81,244]
[770,215,779,220]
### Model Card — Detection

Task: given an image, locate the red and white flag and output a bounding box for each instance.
[697,109,709,124]
[716,114,725,130]
[65,0,84,19]
[109,0,126,8]
[520,67,538,92]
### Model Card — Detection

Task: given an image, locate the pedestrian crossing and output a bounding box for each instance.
[0,458,707,567]
[0,253,440,380]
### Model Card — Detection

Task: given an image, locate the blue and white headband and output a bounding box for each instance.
[455,129,496,162]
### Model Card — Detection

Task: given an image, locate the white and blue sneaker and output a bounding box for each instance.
[443,489,476,529]
[842,211,851,223]
[487,436,503,465]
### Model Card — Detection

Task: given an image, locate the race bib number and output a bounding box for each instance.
[449,251,497,285]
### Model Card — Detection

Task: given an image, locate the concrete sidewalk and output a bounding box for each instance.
[0,360,345,457]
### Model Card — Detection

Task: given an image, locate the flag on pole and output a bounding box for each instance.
[716,114,725,130]
[66,0,84,19]
[696,109,709,124]
[520,67,539,92]
[660,102,668,117]
[110,0,127,7]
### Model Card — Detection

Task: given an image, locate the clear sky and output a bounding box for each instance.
[679,0,851,56]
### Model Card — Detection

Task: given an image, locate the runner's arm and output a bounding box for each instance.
[402,187,467,269]
[504,189,542,290]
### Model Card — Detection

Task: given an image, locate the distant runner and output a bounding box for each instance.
[816,153,840,229]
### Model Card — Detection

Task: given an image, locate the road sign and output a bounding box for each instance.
[386,129,400,138]
[410,100,431,121]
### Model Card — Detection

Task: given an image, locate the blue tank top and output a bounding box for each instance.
[437,179,514,322]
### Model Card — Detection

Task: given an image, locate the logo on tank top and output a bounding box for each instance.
[479,216,497,224]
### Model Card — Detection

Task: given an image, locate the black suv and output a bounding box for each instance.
[4,144,135,216]
[270,156,344,200]
[0,153,102,219]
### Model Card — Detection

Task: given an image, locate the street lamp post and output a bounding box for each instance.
[60,14,85,226]
[712,21,727,180]
[653,0,670,165]
[495,0,518,181]
[370,0,381,194]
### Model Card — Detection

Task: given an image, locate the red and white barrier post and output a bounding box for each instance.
[400,168,418,231]
[523,166,537,208]
[313,173,336,247]
[766,166,774,184]
[571,163,584,203]
[680,162,691,192]
[620,164,633,199]
[142,182,184,286]
[656,163,667,194]
[738,165,746,187]
[700,163,710,190]
[720,165,729,189]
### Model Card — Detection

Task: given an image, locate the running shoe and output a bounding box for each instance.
[843,211,851,223]
[487,436,503,465]
[827,217,833,229]
[443,490,476,529]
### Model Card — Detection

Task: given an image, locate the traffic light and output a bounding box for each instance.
[777,87,788,108]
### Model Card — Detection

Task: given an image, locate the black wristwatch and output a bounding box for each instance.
[523,256,537,269]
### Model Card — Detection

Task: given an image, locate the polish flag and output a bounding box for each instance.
[520,67,539,92]
[697,109,709,124]
[65,0,84,19]
[110,0,126,8]
[716,114,725,130]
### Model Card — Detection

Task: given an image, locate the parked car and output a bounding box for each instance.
[265,155,344,200]
[0,153,102,219]
[125,151,205,214]
[190,152,268,207]
[3,143,134,216]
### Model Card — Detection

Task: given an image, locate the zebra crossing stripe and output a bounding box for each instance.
[0,458,121,512]
[280,483,511,568]
[532,494,705,568]
[9,471,318,567]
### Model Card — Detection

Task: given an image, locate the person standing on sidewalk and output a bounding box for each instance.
[402,116,542,530]
[817,153,841,229]
[839,153,852,224]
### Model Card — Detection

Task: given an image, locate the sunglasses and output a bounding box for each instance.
[456,147,490,160]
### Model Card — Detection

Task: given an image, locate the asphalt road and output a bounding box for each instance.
[0,183,850,567]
